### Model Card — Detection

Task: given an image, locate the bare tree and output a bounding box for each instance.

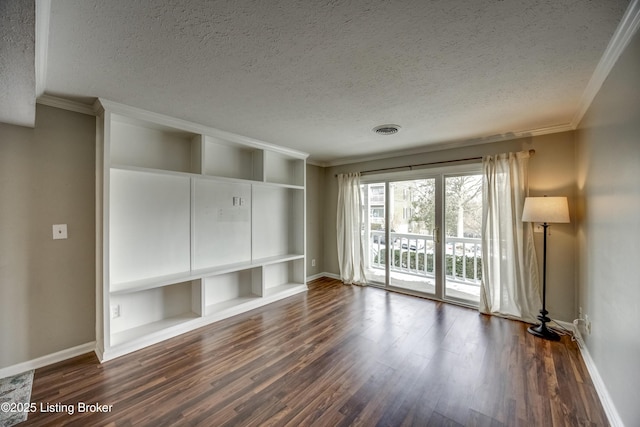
[445,176,482,237]
[410,176,482,237]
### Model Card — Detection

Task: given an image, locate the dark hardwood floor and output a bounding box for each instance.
[25,278,608,426]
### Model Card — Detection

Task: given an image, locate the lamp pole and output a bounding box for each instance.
[527,222,560,341]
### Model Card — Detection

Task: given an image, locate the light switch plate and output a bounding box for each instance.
[53,224,68,239]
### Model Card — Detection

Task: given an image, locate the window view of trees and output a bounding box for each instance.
[409,175,483,238]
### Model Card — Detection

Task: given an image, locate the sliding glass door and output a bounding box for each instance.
[444,174,483,305]
[385,179,437,295]
[361,167,482,306]
[361,183,388,285]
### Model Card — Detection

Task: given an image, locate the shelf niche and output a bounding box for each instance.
[252,186,304,260]
[264,259,305,298]
[204,268,262,316]
[203,136,263,181]
[264,151,305,186]
[109,168,191,285]
[192,179,252,270]
[110,114,201,173]
[110,280,201,347]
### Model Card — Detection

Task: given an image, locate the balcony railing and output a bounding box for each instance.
[369,194,385,204]
[368,231,482,285]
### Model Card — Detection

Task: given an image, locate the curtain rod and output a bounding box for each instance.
[335,149,535,177]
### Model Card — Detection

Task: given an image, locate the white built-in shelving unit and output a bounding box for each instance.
[95,99,307,361]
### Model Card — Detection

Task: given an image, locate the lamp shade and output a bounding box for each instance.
[522,196,569,223]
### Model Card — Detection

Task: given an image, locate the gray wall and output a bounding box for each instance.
[306,164,325,277]
[323,132,578,322]
[576,28,640,426]
[0,105,96,368]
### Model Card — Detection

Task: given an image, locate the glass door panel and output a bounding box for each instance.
[361,183,387,285]
[387,179,436,295]
[444,174,483,305]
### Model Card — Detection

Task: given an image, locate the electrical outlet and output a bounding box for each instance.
[111,305,121,319]
[311,259,316,267]
[585,314,591,334]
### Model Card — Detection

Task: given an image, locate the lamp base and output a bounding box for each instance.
[527,322,560,341]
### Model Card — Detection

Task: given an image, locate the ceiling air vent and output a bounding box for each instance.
[373,124,401,135]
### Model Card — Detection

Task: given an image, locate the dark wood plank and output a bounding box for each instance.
[22,278,609,426]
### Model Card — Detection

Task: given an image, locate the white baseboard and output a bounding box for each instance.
[307,272,340,282]
[306,272,325,282]
[0,342,96,379]
[564,322,624,427]
[553,320,575,332]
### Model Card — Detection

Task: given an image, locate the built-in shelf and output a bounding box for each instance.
[110,164,196,179]
[191,254,304,278]
[203,267,262,315]
[192,179,252,270]
[109,280,202,347]
[264,259,305,295]
[202,136,263,181]
[109,164,303,190]
[190,260,258,280]
[110,313,200,347]
[97,99,307,362]
[252,186,304,260]
[110,271,194,295]
[110,114,202,174]
[111,254,306,296]
[252,254,305,266]
[204,296,261,317]
[264,151,305,186]
[263,283,307,298]
[252,180,305,191]
[109,168,191,285]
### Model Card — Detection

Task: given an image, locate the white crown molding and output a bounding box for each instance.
[323,122,574,167]
[306,159,329,168]
[572,0,640,128]
[37,94,96,116]
[0,342,95,379]
[35,0,51,98]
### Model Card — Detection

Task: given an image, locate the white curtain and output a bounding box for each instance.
[480,151,541,323]
[336,173,367,285]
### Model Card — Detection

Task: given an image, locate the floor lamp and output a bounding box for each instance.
[522,196,570,341]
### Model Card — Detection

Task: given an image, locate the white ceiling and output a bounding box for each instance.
[0,0,35,127]
[3,1,634,164]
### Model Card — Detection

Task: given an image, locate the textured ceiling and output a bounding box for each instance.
[0,0,35,127]
[39,1,633,162]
